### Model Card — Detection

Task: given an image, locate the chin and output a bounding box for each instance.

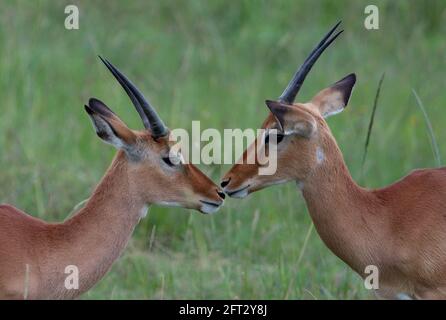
[225,184,251,198]
[228,179,290,198]
[230,188,250,199]
[199,203,221,214]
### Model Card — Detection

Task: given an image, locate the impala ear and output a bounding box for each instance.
[85,98,137,150]
[265,100,316,138]
[310,73,356,118]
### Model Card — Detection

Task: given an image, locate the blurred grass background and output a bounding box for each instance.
[0,0,445,299]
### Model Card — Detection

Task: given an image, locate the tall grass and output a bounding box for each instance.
[0,0,444,299]
[412,89,442,167]
[361,72,385,178]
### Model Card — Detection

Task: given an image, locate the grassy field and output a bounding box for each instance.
[0,0,445,299]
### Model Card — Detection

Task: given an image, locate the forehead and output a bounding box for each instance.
[134,130,171,149]
[260,102,319,129]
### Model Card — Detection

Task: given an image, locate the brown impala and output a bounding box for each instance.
[221,22,446,299]
[0,57,225,299]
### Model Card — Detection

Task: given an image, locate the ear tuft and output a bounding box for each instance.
[331,73,356,107]
[84,104,94,115]
[310,73,356,118]
[96,129,111,141]
[88,98,116,117]
[84,98,137,151]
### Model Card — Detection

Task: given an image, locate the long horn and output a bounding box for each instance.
[278,21,343,104]
[99,56,168,138]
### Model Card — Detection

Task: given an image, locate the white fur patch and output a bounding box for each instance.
[159,201,181,208]
[316,147,325,164]
[139,205,149,219]
[90,115,125,149]
[200,203,221,214]
[396,293,412,300]
[323,107,344,118]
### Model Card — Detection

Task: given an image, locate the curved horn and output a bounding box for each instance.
[279,21,343,104]
[99,56,168,138]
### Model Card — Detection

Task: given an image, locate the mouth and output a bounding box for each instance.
[226,184,251,198]
[199,200,223,214]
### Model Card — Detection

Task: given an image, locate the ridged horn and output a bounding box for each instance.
[279,21,343,104]
[99,56,168,138]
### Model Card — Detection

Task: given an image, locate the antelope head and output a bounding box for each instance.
[221,22,356,198]
[85,57,225,213]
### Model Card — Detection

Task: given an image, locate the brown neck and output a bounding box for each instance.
[301,134,380,273]
[46,151,146,297]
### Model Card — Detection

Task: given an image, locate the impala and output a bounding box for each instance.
[0,57,225,299]
[221,22,446,299]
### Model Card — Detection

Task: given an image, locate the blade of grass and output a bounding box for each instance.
[412,89,441,167]
[284,222,314,299]
[65,198,89,221]
[361,72,385,178]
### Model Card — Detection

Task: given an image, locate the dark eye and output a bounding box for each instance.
[162,157,174,167]
[265,133,284,144]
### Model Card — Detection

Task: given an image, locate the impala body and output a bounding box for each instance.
[222,22,446,299]
[0,58,224,299]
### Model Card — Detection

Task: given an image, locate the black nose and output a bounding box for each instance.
[217,190,226,199]
[220,178,231,188]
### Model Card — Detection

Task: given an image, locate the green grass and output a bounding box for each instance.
[0,0,445,299]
